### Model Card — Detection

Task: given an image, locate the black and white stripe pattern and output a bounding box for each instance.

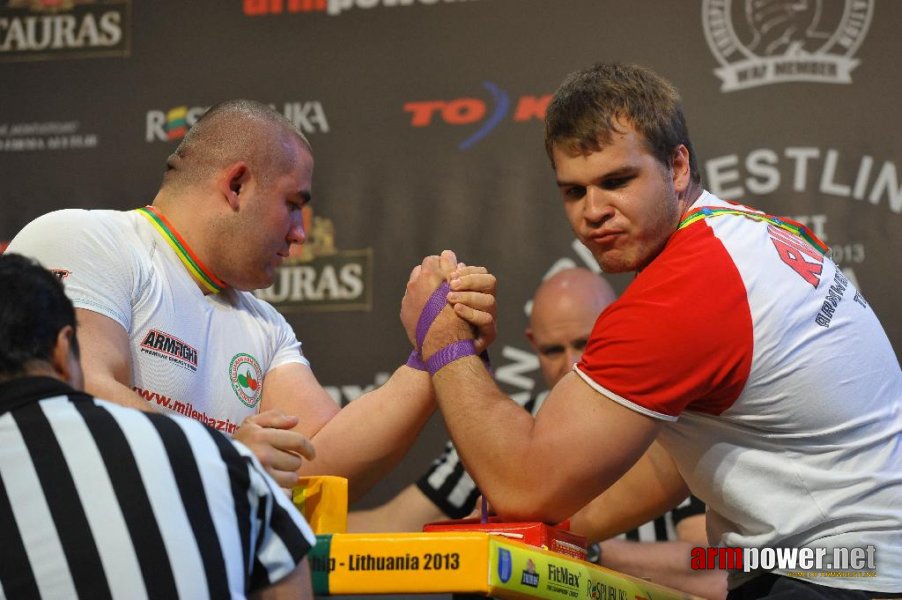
[0,378,314,599]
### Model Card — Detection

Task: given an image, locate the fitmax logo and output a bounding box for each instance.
[404,82,550,150]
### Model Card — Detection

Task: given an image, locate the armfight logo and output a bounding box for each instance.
[145,101,329,142]
[243,0,479,18]
[0,0,130,62]
[254,205,373,312]
[702,0,873,91]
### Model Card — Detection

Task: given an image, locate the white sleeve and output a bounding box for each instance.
[250,296,310,371]
[7,209,142,331]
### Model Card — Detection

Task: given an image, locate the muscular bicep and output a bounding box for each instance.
[260,362,340,438]
[75,308,142,401]
[524,371,663,519]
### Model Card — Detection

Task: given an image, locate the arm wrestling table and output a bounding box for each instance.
[296,477,701,599]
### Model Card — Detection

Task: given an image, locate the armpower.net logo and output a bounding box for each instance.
[0,0,131,62]
[693,545,878,579]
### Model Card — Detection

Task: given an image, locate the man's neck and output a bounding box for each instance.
[144,195,226,295]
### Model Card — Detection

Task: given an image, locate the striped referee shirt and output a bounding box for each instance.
[0,377,314,599]
[416,391,705,540]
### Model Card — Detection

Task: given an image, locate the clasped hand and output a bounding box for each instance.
[401,250,497,358]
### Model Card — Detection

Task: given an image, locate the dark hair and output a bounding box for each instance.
[0,253,79,378]
[544,62,701,185]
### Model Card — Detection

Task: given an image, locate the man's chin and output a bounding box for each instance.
[596,253,634,274]
[228,272,275,293]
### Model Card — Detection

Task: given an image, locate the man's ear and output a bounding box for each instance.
[670,144,691,195]
[221,162,250,210]
[525,327,537,350]
[51,325,82,387]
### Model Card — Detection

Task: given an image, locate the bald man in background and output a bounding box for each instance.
[350,267,726,599]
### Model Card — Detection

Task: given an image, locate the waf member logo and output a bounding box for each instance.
[230,353,263,408]
[702,0,873,91]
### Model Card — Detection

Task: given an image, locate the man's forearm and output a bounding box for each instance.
[84,374,156,412]
[301,365,436,501]
[430,357,555,520]
[569,443,688,542]
[347,485,446,533]
[600,539,726,599]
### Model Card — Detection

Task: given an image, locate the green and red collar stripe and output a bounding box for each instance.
[136,205,226,294]
[678,206,829,255]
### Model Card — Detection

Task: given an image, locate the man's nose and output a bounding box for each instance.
[584,187,613,225]
[288,217,306,245]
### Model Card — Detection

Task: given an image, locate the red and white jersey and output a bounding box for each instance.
[575,192,902,590]
[8,208,308,434]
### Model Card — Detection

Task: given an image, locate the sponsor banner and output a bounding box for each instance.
[256,208,372,312]
[0,0,131,63]
[702,0,873,91]
[488,537,693,600]
[703,148,902,216]
[308,532,692,598]
[405,83,550,150]
[310,532,489,593]
[145,101,329,142]
[0,119,99,151]
[256,249,373,312]
[243,0,479,18]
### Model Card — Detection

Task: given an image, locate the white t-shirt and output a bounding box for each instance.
[576,192,902,591]
[8,208,309,434]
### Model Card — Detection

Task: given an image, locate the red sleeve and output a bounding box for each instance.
[576,223,753,419]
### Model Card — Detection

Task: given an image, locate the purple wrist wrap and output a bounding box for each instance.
[426,339,478,376]
[406,349,427,371]
[415,281,451,351]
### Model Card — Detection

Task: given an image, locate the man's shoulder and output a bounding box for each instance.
[23,207,132,230]
[231,289,293,328]
[10,208,141,253]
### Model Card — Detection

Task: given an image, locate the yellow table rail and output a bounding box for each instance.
[310,531,701,599]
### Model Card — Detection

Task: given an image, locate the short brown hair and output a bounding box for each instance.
[544,63,700,184]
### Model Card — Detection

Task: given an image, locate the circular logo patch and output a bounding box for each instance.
[229,353,263,408]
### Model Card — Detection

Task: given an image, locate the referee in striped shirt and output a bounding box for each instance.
[0,253,316,599]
